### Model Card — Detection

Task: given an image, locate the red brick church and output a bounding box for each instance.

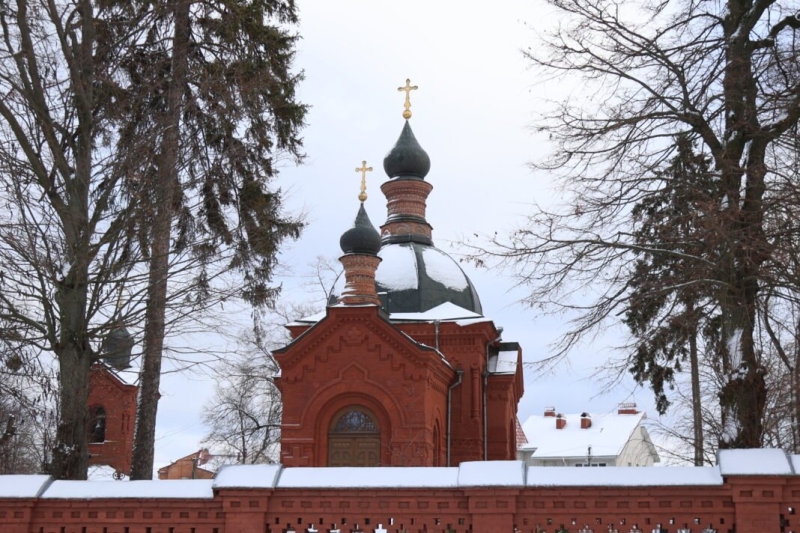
[88,103,524,475]
[274,111,524,467]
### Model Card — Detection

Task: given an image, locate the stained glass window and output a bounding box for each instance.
[332,409,378,433]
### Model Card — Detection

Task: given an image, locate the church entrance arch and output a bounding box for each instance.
[328,407,381,467]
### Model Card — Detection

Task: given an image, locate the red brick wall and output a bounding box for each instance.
[2,474,798,533]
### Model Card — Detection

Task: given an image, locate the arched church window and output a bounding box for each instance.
[332,409,378,433]
[328,407,380,467]
[89,406,106,443]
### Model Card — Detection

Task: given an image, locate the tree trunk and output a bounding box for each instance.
[716,0,769,449]
[49,0,95,480]
[688,304,704,465]
[130,0,190,480]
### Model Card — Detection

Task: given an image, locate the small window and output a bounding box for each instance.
[332,410,378,433]
[89,406,106,443]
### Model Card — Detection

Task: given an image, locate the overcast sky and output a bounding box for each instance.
[146,0,663,473]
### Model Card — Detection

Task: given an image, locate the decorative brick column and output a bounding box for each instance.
[380,178,433,240]
[339,253,382,306]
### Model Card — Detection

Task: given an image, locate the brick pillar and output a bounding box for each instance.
[465,488,518,532]
[728,476,786,533]
[339,254,382,306]
[219,489,271,533]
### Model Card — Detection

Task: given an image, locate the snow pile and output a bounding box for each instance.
[717,448,792,475]
[0,475,51,498]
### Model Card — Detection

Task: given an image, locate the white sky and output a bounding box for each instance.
[145,0,663,474]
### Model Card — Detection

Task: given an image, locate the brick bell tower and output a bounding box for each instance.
[275,80,523,468]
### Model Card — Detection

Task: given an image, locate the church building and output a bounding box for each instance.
[274,86,525,468]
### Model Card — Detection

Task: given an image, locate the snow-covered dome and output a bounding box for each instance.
[374,242,482,315]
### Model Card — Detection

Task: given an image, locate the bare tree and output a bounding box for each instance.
[202,335,282,465]
[478,0,800,449]
[0,0,155,478]
[201,258,340,465]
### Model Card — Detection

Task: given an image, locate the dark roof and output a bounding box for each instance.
[340,203,381,256]
[383,121,431,179]
[374,242,482,315]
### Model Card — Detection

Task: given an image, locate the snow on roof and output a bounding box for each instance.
[214,464,282,489]
[389,302,482,322]
[42,480,214,499]
[717,448,793,476]
[87,465,124,481]
[420,247,469,291]
[488,349,518,374]
[519,411,645,458]
[0,475,51,498]
[454,317,493,326]
[528,466,723,487]
[288,308,328,325]
[791,454,800,474]
[290,302,484,326]
[5,450,800,498]
[376,245,418,291]
[276,467,459,489]
[458,461,525,487]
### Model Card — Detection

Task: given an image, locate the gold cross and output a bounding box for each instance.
[355,160,372,202]
[397,78,418,119]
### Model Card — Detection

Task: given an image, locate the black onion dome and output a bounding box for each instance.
[374,242,483,315]
[340,203,381,255]
[101,326,134,371]
[383,121,431,179]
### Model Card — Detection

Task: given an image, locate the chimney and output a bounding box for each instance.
[580,412,592,429]
[544,406,556,417]
[556,414,566,430]
[618,402,639,415]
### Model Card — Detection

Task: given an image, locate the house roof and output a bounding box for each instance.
[519,410,647,460]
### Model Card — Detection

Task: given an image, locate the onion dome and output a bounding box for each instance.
[375,242,483,315]
[383,121,431,179]
[101,325,134,371]
[340,203,381,256]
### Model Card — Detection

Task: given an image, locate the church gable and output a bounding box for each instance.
[275,305,453,384]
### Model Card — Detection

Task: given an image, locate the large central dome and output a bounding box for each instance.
[375,241,482,315]
[370,119,483,316]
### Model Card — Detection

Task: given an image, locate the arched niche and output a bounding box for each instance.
[327,407,381,467]
[88,405,106,443]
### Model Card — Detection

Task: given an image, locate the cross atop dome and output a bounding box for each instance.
[355,160,372,202]
[397,78,418,119]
